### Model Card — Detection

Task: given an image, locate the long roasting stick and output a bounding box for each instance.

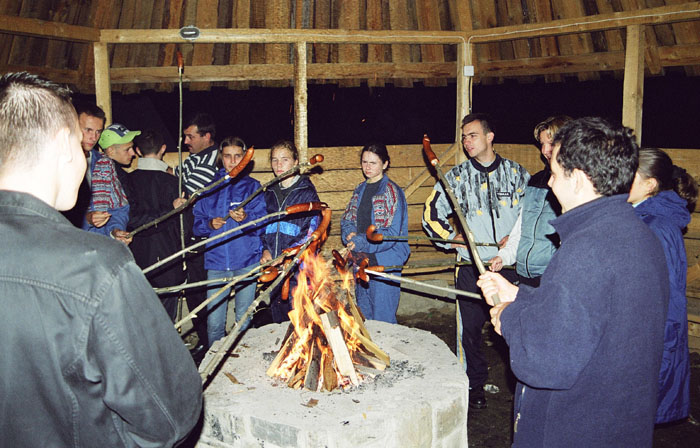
[365,224,498,247]
[423,135,501,305]
[230,154,324,214]
[143,201,327,274]
[126,147,256,238]
[200,208,333,385]
[363,268,482,300]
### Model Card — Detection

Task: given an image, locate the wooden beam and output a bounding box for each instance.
[0,65,79,84]
[0,14,99,42]
[294,41,308,161]
[99,26,464,45]
[451,0,473,152]
[190,0,218,91]
[108,61,455,83]
[622,25,645,144]
[389,0,413,88]
[93,42,112,124]
[467,1,700,43]
[338,0,361,87]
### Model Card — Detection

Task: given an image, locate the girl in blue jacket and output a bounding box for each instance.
[260,140,320,322]
[628,147,698,423]
[341,143,409,323]
[193,137,266,346]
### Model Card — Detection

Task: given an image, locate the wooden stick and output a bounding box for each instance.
[143,201,326,274]
[127,147,256,238]
[366,224,498,247]
[423,135,501,305]
[364,268,483,300]
[200,208,332,385]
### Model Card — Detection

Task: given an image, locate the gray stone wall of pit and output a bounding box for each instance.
[197,320,469,447]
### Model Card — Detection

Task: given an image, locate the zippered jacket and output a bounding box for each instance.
[262,175,320,257]
[422,154,529,262]
[635,189,691,424]
[193,169,266,270]
[515,168,561,278]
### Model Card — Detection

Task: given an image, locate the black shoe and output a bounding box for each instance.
[189,343,207,367]
[469,387,487,409]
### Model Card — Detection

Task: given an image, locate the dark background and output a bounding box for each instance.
[76,73,700,151]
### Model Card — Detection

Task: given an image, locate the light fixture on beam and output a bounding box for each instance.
[179,26,200,42]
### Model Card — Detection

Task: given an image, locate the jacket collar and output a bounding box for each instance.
[0,190,70,225]
[469,153,502,173]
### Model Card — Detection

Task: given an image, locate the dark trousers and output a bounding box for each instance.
[456,263,518,389]
[185,246,209,347]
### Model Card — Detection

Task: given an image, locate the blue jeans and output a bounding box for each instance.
[206,265,257,346]
[354,272,401,324]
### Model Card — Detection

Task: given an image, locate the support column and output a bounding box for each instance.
[622,25,645,145]
[294,41,308,161]
[93,42,112,124]
[455,39,470,164]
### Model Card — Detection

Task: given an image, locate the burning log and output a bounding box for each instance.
[266,248,390,391]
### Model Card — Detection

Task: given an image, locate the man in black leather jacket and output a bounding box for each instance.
[0,72,202,447]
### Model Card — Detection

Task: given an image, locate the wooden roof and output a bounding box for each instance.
[0,0,699,94]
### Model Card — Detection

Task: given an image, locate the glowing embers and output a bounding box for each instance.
[266,251,389,391]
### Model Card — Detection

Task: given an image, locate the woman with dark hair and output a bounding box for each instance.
[628,147,698,424]
[260,140,320,322]
[341,143,410,323]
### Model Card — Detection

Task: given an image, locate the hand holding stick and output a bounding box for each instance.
[423,135,501,305]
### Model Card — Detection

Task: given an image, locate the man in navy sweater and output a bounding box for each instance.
[478,117,669,447]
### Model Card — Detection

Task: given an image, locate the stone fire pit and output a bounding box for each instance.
[196,320,469,447]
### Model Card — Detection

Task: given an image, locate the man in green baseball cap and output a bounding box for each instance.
[83,123,140,244]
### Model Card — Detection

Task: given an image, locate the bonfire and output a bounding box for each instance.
[266,250,389,391]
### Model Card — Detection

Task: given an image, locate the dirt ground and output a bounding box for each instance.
[396,306,700,448]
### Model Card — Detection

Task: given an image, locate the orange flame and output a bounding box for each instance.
[267,249,365,390]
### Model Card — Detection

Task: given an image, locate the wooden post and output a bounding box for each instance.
[456,39,469,164]
[622,24,645,145]
[93,42,112,124]
[294,41,308,162]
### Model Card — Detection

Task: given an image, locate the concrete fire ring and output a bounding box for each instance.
[197,320,469,448]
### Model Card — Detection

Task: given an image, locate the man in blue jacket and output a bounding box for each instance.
[478,117,669,447]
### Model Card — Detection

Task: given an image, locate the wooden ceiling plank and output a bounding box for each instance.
[416,0,445,86]
[666,0,700,76]
[122,0,156,95]
[366,0,386,87]
[77,0,115,95]
[156,0,183,92]
[389,0,414,87]
[229,0,251,90]
[312,0,331,66]
[531,0,562,82]
[265,0,291,88]
[190,0,218,91]
[470,0,502,84]
[338,0,361,87]
[504,0,535,82]
[550,0,599,81]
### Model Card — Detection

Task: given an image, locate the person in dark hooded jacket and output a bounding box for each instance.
[628,147,698,424]
[260,140,320,322]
